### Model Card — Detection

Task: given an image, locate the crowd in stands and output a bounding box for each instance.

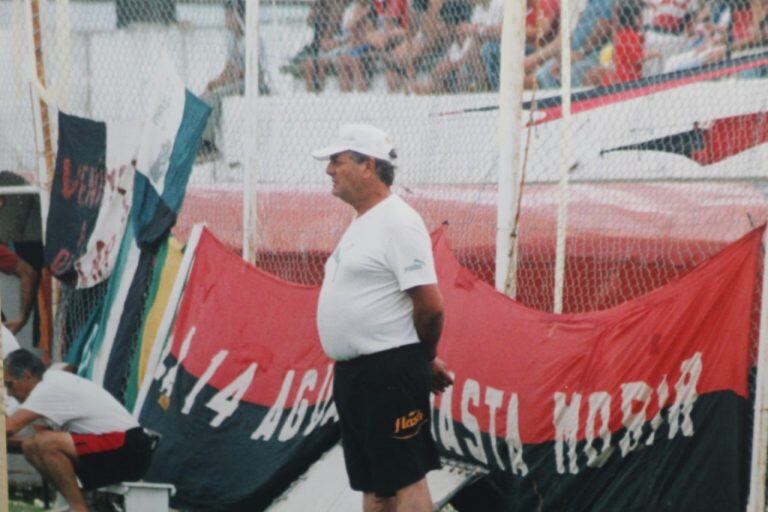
[286,0,768,93]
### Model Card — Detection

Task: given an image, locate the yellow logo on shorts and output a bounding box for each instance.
[393,409,426,439]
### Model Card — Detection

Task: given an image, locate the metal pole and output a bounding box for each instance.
[747,230,768,512]
[494,0,527,295]
[243,0,261,263]
[553,0,572,313]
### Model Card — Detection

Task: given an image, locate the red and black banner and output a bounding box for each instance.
[431,225,762,510]
[140,225,762,510]
[139,229,339,510]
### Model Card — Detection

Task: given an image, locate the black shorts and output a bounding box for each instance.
[72,427,153,490]
[333,343,440,498]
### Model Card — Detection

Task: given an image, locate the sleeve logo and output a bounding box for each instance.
[404,258,425,272]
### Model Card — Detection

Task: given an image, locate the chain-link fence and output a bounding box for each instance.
[2,0,768,507]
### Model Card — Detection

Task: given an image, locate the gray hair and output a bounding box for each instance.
[349,150,397,187]
[4,349,46,380]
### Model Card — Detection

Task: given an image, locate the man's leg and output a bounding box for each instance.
[363,480,431,512]
[363,492,396,512]
[199,89,221,145]
[393,477,432,512]
[481,41,500,90]
[23,431,89,512]
[535,58,560,89]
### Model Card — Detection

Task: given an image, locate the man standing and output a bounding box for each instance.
[313,123,453,512]
[4,349,154,512]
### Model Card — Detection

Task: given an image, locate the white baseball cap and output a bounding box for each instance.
[311,123,396,162]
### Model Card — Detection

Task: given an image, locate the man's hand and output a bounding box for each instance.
[6,409,40,438]
[429,357,453,394]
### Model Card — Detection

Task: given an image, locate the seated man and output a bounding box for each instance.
[662,0,731,73]
[5,349,154,512]
[337,0,379,92]
[198,0,270,161]
[295,0,345,93]
[411,0,478,93]
[641,0,701,77]
[0,243,37,334]
[483,0,560,90]
[524,0,614,89]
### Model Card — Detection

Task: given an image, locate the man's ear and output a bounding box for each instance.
[365,157,377,177]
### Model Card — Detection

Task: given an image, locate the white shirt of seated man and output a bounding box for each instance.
[21,370,139,434]
[2,324,21,414]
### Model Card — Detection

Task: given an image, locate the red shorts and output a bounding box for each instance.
[71,427,153,490]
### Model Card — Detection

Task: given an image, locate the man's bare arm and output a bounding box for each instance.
[408,284,444,359]
[5,257,37,334]
[6,408,40,437]
[407,284,453,392]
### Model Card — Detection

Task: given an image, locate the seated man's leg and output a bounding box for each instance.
[481,41,500,90]
[70,428,153,490]
[23,431,89,512]
[200,82,242,152]
[570,52,600,87]
[338,53,354,91]
[535,57,560,89]
[200,89,222,146]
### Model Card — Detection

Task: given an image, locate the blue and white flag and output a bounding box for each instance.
[75,55,210,401]
[132,54,211,248]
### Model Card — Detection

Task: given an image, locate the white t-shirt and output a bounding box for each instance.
[472,0,503,28]
[2,325,21,414]
[449,0,503,63]
[21,370,139,434]
[317,194,437,361]
[2,325,20,357]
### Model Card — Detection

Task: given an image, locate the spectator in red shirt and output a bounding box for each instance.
[0,244,37,334]
[481,0,560,90]
[583,0,646,86]
[608,2,645,84]
[526,0,560,50]
[367,0,409,67]
[731,0,767,52]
